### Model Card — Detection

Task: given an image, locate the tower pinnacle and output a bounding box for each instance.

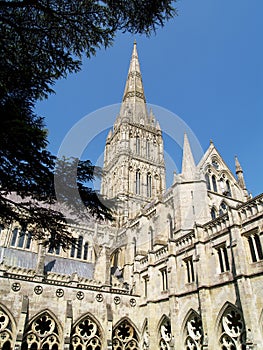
[181,133,196,179]
[235,156,249,198]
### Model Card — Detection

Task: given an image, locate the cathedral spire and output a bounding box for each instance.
[181,133,196,178]
[117,42,148,126]
[122,40,146,104]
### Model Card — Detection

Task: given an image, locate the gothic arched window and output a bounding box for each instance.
[226,180,232,197]
[135,171,141,195]
[70,315,102,350]
[112,320,139,350]
[212,175,217,192]
[219,202,228,216]
[218,305,246,349]
[211,208,217,220]
[205,173,211,190]
[22,312,61,350]
[146,173,152,197]
[0,306,14,350]
[146,139,150,158]
[158,317,171,350]
[184,311,203,350]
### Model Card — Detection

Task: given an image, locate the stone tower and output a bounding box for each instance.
[101,42,166,225]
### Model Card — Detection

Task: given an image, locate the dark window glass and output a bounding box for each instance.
[11,228,18,246]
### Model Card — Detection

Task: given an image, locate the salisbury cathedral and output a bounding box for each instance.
[0,43,262,350]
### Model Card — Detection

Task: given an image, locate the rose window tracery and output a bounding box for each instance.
[21,312,60,350]
[159,318,171,350]
[113,320,139,350]
[0,308,13,350]
[184,312,203,350]
[219,306,246,350]
[70,315,102,350]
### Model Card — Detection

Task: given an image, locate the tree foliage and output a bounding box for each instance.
[0,0,177,248]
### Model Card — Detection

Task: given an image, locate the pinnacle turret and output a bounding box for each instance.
[181,133,196,179]
[235,156,248,196]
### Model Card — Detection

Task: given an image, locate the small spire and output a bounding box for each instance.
[235,156,248,196]
[182,133,196,178]
[235,155,243,173]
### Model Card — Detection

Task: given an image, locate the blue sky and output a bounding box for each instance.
[35,0,263,196]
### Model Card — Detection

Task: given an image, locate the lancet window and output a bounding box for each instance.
[135,171,141,195]
[205,173,211,190]
[146,173,152,197]
[0,307,14,350]
[212,175,217,192]
[184,311,203,350]
[247,232,263,262]
[216,244,230,273]
[218,305,246,349]
[70,315,102,350]
[159,317,172,350]
[21,312,60,350]
[112,320,139,350]
[211,207,217,220]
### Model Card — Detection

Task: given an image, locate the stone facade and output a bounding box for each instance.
[0,43,262,350]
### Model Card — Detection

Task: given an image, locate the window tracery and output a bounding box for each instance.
[0,307,13,350]
[219,306,246,350]
[184,311,203,350]
[22,312,60,350]
[159,318,171,350]
[112,320,139,350]
[70,315,102,350]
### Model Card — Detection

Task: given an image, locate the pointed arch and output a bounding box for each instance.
[182,309,203,350]
[211,207,217,220]
[146,172,152,197]
[22,309,62,350]
[219,201,228,216]
[70,312,103,350]
[216,302,246,350]
[157,315,171,350]
[135,169,141,195]
[0,304,16,350]
[112,317,140,350]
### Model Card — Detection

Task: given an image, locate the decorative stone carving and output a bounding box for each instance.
[22,312,60,349]
[184,311,203,350]
[70,315,102,349]
[219,306,246,349]
[0,308,13,349]
[159,318,171,350]
[113,320,139,350]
